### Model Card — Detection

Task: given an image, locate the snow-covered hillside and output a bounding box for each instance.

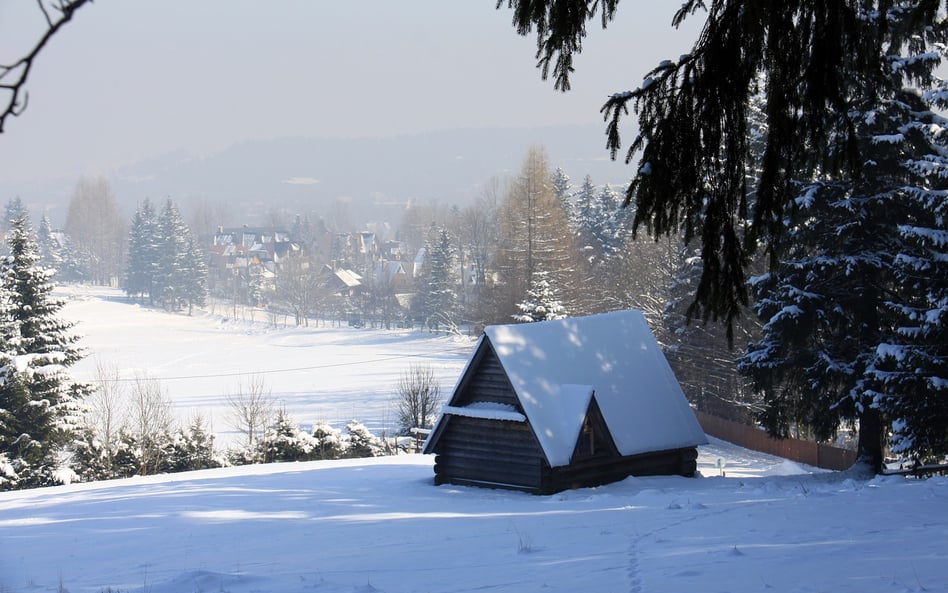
[1,286,942,593]
[1,440,945,593]
[58,286,475,445]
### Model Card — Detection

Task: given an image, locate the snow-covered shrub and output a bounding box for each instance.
[312,421,345,460]
[343,420,384,458]
[261,408,316,463]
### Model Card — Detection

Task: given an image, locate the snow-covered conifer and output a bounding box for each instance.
[514,269,567,323]
[153,199,190,311]
[262,408,315,463]
[423,228,458,331]
[740,44,948,469]
[343,420,383,458]
[312,421,345,460]
[125,199,160,304]
[0,215,89,488]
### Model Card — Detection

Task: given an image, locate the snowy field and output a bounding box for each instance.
[1,441,945,593]
[57,286,476,445]
[0,286,944,593]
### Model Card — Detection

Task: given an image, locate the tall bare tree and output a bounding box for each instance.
[127,376,173,476]
[492,146,581,323]
[64,176,126,286]
[226,375,275,454]
[274,252,323,326]
[396,362,443,436]
[89,361,126,476]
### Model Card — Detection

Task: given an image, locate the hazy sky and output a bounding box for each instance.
[0,1,701,186]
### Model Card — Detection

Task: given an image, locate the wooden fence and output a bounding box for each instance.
[694,410,857,471]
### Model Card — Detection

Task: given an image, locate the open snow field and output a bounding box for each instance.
[57,286,476,444]
[0,286,944,593]
[1,442,945,593]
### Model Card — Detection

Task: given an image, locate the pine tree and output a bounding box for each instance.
[312,421,345,460]
[36,214,63,273]
[170,415,219,471]
[0,215,89,489]
[2,197,29,237]
[343,420,383,458]
[180,233,208,315]
[513,269,567,323]
[503,0,948,330]
[153,199,190,312]
[740,74,948,470]
[262,408,315,463]
[125,199,160,303]
[424,228,458,331]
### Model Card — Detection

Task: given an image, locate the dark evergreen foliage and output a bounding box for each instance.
[514,269,567,322]
[417,228,458,331]
[0,215,88,489]
[125,199,160,303]
[2,197,29,236]
[740,80,948,469]
[501,0,948,335]
[262,408,315,463]
[127,199,207,313]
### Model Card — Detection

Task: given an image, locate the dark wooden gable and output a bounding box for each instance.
[450,338,522,410]
[569,396,619,464]
[426,337,548,491]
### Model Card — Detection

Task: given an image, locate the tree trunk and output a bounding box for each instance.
[856,407,884,474]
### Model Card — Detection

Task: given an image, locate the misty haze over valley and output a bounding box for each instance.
[7,124,630,227]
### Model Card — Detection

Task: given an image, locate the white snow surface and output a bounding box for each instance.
[485,311,707,466]
[57,286,474,445]
[440,402,527,422]
[1,440,946,593]
[1,287,946,592]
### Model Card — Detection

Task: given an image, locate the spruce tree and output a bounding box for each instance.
[2,197,29,237]
[0,215,88,489]
[180,233,208,315]
[36,214,63,274]
[343,420,383,458]
[868,84,948,463]
[169,415,219,471]
[740,76,948,470]
[514,269,567,323]
[125,199,159,303]
[501,0,948,329]
[550,167,575,227]
[312,421,345,460]
[153,199,190,311]
[424,228,458,331]
[262,408,315,463]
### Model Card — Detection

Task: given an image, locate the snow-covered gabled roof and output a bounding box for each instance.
[334,269,362,288]
[483,310,707,466]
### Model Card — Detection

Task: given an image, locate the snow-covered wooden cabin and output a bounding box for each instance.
[422,310,707,493]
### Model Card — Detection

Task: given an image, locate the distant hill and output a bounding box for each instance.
[14,124,634,227]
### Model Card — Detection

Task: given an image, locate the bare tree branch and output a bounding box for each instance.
[0,0,93,133]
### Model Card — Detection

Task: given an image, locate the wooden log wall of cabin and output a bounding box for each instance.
[545,448,699,493]
[433,416,545,491]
